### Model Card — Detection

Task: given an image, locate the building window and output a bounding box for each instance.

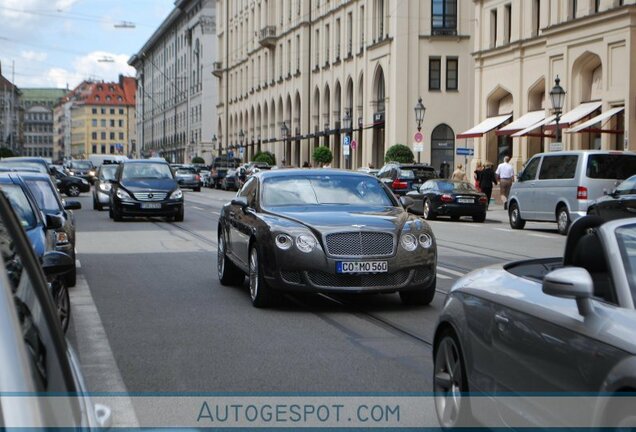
[374,0,385,41]
[110,108,115,114]
[446,58,458,90]
[119,132,124,140]
[110,145,115,154]
[490,9,498,48]
[92,119,97,127]
[101,132,106,139]
[119,108,124,114]
[91,132,97,140]
[431,0,457,35]
[533,0,541,36]
[101,108,106,114]
[429,57,441,90]
[92,144,97,153]
[92,108,97,114]
[360,5,365,49]
[101,119,106,127]
[504,4,511,44]
[347,12,353,56]
[594,0,600,12]
[335,18,341,59]
[570,0,577,19]
[101,144,106,154]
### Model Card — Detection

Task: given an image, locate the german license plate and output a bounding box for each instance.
[336,261,388,274]
[140,203,161,209]
[458,198,474,204]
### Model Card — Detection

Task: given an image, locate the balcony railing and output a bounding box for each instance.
[259,26,277,48]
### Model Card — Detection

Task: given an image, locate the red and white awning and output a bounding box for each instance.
[511,115,557,138]
[566,107,624,133]
[496,111,546,136]
[546,101,602,128]
[457,114,512,139]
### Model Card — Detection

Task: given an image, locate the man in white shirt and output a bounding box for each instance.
[496,156,515,210]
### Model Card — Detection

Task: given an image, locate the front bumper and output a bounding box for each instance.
[434,203,486,216]
[115,198,183,217]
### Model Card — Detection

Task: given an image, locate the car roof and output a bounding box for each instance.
[0,172,23,185]
[122,160,169,165]
[0,157,49,163]
[256,168,377,180]
[13,172,53,182]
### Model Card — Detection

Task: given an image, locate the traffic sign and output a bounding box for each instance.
[343,144,350,156]
[413,131,424,143]
[456,147,474,156]
[239,147,245,155]
[343,135,351,146]
[414,144,424,153]
[228,151,234,158]
[351,139,357,150]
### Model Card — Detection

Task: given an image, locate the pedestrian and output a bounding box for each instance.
[439,161,450,179]
[302,161,311,168]
[451,163,467,182]
[479,161,497,210]
[496,156,515,210]
[474,161,484,191]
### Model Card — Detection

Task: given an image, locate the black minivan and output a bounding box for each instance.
[109,160,184,222]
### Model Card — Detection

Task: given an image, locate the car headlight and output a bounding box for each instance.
[296,234,317,253]
[170,189,183,199]
[68,171,74,176]
[89,170,96,176]
[275,234,293,250]
[116,189,133,201]
[419,233,433,249]
[55,231,69,245]
[400,233,418,252]
[81,179,89,185]
[99,182,112,192]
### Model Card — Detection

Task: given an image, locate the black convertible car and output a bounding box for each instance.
[407,179,488,222]
[587,174,636,221]
[217,169,438,308]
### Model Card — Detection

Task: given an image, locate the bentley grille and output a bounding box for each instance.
[307,270,410,288]
[133,192,168,201]
[325,232,394,257]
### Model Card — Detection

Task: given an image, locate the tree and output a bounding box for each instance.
[313,145,333,166]
[385,144,414,164]
[0,147,14,158]
[191,156,205,164]
[253,151,276,166]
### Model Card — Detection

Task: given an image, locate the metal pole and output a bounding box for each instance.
[556,112,562,145]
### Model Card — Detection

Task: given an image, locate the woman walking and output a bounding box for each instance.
[474,161,484,192]
[479,161,497,210]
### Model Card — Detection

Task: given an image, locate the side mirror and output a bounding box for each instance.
[231,196,249,209]
[41,251,74,277]
[45,214,64,230]
[400,196,415,209]
[64,200,81,210]
[543,267,594,316]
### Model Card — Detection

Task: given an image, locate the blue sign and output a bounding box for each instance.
[343,135,351,146]
[228,151,234,158]
[456,147,474,156]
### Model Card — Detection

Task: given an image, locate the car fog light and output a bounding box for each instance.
[275,234,293,250]
[400,234,418,251]
[419,233,433,249]
[296,234,317,253]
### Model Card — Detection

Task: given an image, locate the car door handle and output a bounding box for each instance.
[494,313,510,325]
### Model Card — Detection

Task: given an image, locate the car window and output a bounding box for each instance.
[1,184,38,230]
[587,154,636,180]
[99,165,118,181]
[262,175,395,207]
[519,157,541,182]
[615,176,636,195]
[71,161,92,169]
[176,168,196,174]
[436,181,476,193]
[538,155,578,180]
[122,163,173,180]
[399,170,416,180]
[615,223,636,307]
[24,179,61,213]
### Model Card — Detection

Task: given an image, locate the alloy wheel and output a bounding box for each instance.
[558,209,569,234]
[249,248,259,301]
[55,283,70,331]
[217,234,225,278]
[511,206,519,224]
[434,335,465,428]
[424,201,430,218]
[68,185,80,197]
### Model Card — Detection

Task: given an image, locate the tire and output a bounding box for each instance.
[52,279,71,333]
[174,205,184,222]
[399,277,436,306]
[108,205,113,219]
[112,204,123,222]
[249,245,277,308]
[472,213,486,223]
[556,205,570,236]
[508,201,526,230]
[93,197,103,211]
[217,232,244,286]
[66,185,80,197]
[433,328,471,428]
[423,199,437,220]
[450,215,460,221]
[63,265,77,288]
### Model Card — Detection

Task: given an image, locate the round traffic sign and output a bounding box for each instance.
[351,139,357,150]
[414,131,424,143]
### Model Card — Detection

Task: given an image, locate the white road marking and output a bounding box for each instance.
[211,211,220,215]
[69,270,139,427]
[436,273,452,280]
[529,233,554,239]
[494,228,513,233]
[192,206,204,210]
[75,259,81,268]
[437,265,466,278]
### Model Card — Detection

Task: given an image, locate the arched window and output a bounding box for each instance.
[431,124,455,177]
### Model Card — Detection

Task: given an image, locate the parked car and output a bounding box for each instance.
[244,162,271,175]
[0,190,111,428]
[109,160,184,222]
[357,167,380,176]
[92,163,119,211]
[64,159,96,183]
[0,156,52,175]
[0,173,70,331]
[406,179,488,222]
[587,174,636,221]
[508,150,636,235]
[20,172,81,287]
[217,169,437,308]
[210,156,242,189]
[88,153,128,167]
[50,167,91,197]
[377,162,438,196]
[433,215,636,428]
[174,166,202,191]
[221,169,241,191]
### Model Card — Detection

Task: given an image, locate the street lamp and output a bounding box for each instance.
[281,122,289,165]
[414,97,426,132]
[550,76,566,145]
[343,110,352,169]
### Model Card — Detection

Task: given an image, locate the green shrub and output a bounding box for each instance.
[253,151,276,165]
[313,146,333,166]
[385,144,415,164]
[191,156,205,164]
[0,147,14,158]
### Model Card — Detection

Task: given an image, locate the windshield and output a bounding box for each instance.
[71,161,93,169]
[1,184,37,229]
[176,168,196,175]
[615,224,636,306]
[122,163,173,180]
[262,175,395,207]
[99,165,118,181]
[586,155,636,180]
[0,161,48,174]
[24,179,61,213]
[436,181,477,193]
[615,176,636,195]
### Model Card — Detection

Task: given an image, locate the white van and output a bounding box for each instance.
[508,150,636,235]
[88,154,128,167]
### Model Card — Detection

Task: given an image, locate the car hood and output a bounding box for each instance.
[265,205,410,233]
[120,178,177,192]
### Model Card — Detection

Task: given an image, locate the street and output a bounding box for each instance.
[66,188,566,401]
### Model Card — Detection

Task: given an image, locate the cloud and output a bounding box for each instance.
[20,50,48,62]
[54,0,81,11]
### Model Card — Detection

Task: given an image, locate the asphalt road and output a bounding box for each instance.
[66,187,566,396]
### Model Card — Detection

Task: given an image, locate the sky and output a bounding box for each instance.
[0,0,174,89]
